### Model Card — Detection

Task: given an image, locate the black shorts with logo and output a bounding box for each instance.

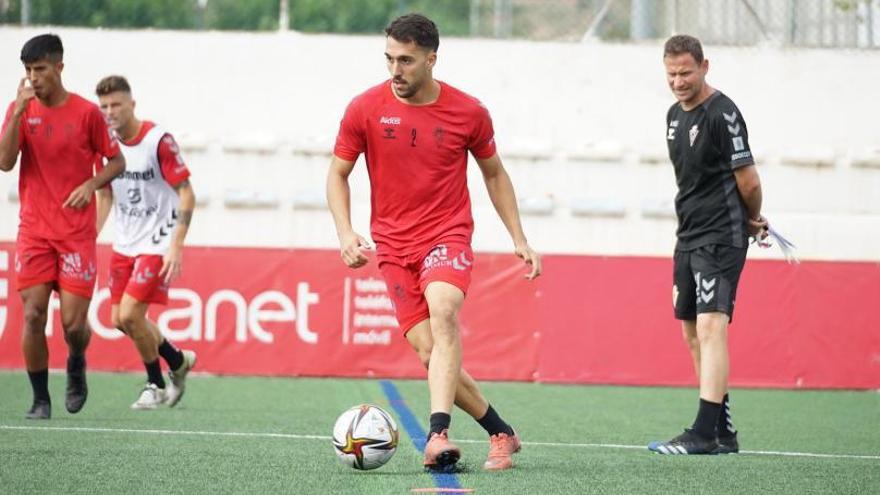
[673,244,748,321]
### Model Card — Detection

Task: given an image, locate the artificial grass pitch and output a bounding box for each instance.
[0,371,877,494]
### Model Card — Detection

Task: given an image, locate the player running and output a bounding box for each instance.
[95,75,196,410]
[649,35,768,455]
[327,14,541,472]
[0,34,125,419]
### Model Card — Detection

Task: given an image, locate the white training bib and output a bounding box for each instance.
[110,124,180,256]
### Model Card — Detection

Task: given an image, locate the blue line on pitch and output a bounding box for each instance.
[380,380,462,491]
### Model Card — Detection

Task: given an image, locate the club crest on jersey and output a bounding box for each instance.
[688,125,699,147]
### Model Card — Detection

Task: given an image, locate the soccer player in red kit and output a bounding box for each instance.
[0,34,125,419]
[327,14,541,472]
[95,75,197,410]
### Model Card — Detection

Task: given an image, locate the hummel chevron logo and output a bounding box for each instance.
[135,267,155,284]
[694,272,716,303]
[700,290,715,304]
[727,123,741,135]
[723,111,738,123]
[451,252,473,271]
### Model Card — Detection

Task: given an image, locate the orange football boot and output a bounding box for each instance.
[423,429,461,471]
[483,430,522,471]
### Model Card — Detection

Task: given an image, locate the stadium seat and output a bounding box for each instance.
[223,189,280,209]
[291,137,334,157]
[222,133,279,155]
[517,196,555,216]
[780,147,836,168]
[852,147,880,169]
[292,191,327,210]
[569,197,627,218]
[502,139,555,161]
[565,141,624,163]
[640,199,676,219]
[637,149,668,165]
[175,131,210,153]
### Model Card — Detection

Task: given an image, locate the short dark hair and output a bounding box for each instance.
[385,13,439,52]
[663,34,704,64]
[21,34,63,64]
[95,75,132,96]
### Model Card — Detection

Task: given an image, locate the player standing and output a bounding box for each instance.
[327,14,541,471]
[94,76,197,410]
[649,35,768,455]
[0,34,125,419]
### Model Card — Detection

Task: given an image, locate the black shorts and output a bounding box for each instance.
[673,244,748,321]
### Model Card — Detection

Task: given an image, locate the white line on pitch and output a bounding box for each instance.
[2,425,878,461]
[0,424,326,441]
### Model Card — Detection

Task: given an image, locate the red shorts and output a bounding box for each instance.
[378,242,474,334]
[15,231,97,299]
[109,252,169,305]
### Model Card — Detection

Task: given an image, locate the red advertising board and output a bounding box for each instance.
[0,244,877,389]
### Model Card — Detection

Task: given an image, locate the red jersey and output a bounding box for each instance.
[334,80,497,256]
[2,93,120,240]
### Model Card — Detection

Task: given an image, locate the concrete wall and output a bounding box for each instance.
[1,27,878,260]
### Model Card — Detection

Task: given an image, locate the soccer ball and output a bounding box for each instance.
[332,404,399,470]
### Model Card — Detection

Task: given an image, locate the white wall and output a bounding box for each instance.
[0,27,878,261]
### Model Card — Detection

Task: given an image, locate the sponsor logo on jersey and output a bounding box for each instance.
[118,202,159,218]
[379,116,401,125]
[118,169,156,181]
[59,253,96,282]
[423,245,449,268]
[731,150,752,161]
[126,188,142,204]
[60,253,83,276]
[667,120,678,140]
[732,136,745,152]
[421,245,472,273]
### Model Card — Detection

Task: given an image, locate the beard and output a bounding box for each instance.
[393,78,420,99]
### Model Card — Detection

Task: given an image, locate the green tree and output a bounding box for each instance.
[205,0,278,31]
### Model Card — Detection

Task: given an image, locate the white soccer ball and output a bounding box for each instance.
[332,404,399,470]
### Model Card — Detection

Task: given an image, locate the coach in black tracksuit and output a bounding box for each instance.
[648,35,768,456]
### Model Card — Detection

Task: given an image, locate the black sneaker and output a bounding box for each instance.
[66,355,88,414]
[648,429,719,455]
[26,399,51,420]
[714,433,739,454]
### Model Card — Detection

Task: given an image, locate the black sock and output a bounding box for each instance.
[158,339,184,371]
[27,369,50,403]
[67,354,85,371]
[428,412,451,438]
[692,398,722,438]
[477,404,514,436]
[717,393,736,437]
[145,359,166,389]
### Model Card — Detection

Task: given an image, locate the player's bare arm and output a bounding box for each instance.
[327,154,370,268]
[159,179,195,284]
[0,78,34,171]
[63,153,125,209]
[733,164,767,237]
[95,187,113,234]
[475,153,542,279]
